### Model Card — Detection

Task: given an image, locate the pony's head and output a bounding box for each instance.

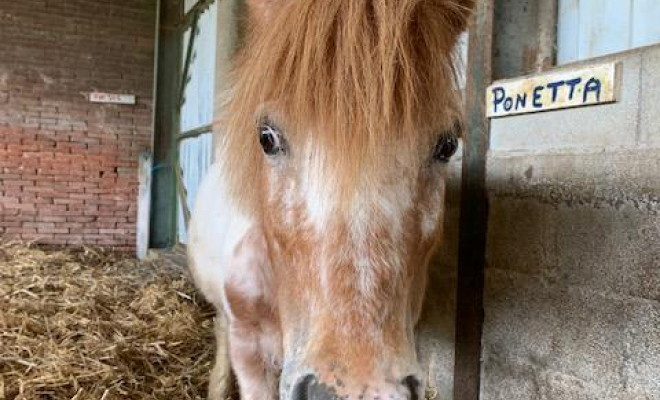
[222,0,473,399]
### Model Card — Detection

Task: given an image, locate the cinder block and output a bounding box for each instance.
[484,147,660,400]
[537,370,603,400]
[481,353,539,400]
[549,286,628,394]
[483,269,563,365]
[487,198,559,279]
[487,150,660,301]
[557,207,660,302]
[623,299,660,398]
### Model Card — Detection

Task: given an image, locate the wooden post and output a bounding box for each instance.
[453,0,494,399]
[137,152,153,260]
[536,0,558,72]
[151,0,183,248]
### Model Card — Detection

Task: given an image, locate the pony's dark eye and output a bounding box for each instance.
[433,134,458,162]
[259,122,285,156]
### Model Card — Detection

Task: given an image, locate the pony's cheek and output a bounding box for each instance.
[415,174,447,242]
[221,229,274,323]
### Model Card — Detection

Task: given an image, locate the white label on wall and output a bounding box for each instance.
[486,62,620,118]
[89,92,136,105]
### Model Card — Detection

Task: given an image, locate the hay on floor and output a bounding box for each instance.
[0,242,218,400]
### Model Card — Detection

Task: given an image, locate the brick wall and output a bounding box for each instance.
[0,0,156,251]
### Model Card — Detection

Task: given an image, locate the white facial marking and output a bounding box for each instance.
[300,142,338,232]
[282,178,298,228]
[348,177,413,298]
[188,163,254,310]
[421,177,445,240]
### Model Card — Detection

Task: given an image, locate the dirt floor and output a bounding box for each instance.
[0,242,217,400]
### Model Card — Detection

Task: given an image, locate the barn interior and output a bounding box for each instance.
[0,0,659,399]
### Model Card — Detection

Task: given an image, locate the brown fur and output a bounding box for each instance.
[221,0,472,215]
[194,1,475,398]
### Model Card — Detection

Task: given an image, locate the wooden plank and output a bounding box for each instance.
[453,0,493,399]
[177,1,218,244]
[137,152,153,260]
[486,62,620,118]
[578,0,631,60]
[632,0,660,48]
[177,133,213,243]
[557,0,580,64]
[180,1,217,133]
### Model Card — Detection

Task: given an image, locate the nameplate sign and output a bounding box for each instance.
[486,63,620,118]
[89,92,136,105]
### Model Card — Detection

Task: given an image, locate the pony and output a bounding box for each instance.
[188,0,474,399]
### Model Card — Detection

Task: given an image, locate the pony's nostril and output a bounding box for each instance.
[291,374,315,400]
[291,374,338,400]
[403,375,421,400]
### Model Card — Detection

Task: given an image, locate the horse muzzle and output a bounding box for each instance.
[289,374,422,400]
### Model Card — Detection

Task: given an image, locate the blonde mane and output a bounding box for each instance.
[221,0,471,214]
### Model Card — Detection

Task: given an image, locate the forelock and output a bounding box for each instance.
[221,0,467,214]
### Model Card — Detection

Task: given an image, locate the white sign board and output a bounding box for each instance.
[486,62,620,118]
[89,92,136,105]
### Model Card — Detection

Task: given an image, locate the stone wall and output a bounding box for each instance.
[482,45,660,400]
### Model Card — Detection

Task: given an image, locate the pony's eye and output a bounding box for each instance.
[259,122,285,156]
[433,134,458,162]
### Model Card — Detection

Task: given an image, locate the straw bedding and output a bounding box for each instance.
[0,242,218,400]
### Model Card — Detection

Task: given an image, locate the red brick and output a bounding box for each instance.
[37,228,69,234]
[0,0,155,249]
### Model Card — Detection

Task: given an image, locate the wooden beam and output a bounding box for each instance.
[453,0,494,399]
[536,0,558,72]
[492,0,558,79]
[137,152,153,259]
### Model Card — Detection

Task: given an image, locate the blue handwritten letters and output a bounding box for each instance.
[486,63,618,118]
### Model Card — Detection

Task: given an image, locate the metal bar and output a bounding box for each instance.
[177,124,213,142]
[180,0,216,30]
[175,162,192,230]
[178,10,201,108]
[171,7,204,237]
[453,0,494,399]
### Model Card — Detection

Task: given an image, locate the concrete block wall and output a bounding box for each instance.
[0,0,156,250]
[482,46,660,400]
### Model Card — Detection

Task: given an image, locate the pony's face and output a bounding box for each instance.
[258,118,459,400]
[224,0,474,399]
